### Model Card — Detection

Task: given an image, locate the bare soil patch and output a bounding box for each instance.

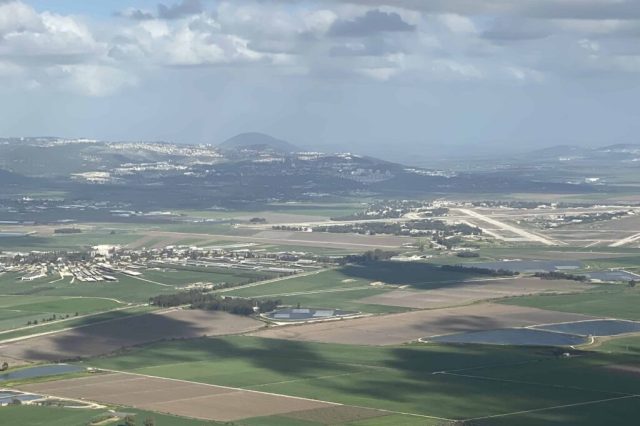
[252,303,596,346]
[0,309,263,362]
[20,373,334,422]
[358,278,592,309]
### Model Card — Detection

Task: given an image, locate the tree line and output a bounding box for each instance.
[441,264,519,277]
[149,290,280,316]
[534,271,589,282]
[339,249,398,265]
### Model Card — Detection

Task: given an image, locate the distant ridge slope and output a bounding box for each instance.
[219,132,299,153]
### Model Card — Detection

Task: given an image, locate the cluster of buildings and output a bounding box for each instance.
[1,243,330,285]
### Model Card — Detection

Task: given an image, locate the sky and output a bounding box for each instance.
[1,0,640,161]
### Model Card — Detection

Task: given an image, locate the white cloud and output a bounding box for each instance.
[430,59,483,79]
[438,14,477,34]
[303,10,338,34]
[49,64,137,96]
[0,2,102,62]
[505,66,544,82]
[1,0,639,98]
[0,1,42,35]
[578,38,600,52]
[358,66,399,80]
[164,30,262,66]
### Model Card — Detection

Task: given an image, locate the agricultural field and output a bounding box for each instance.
[224,269,405,315]
[0,229,143,252]
[3,201,640,425]
[0,264,273,340]
[0,309,263,363]
[176,202,364,222]
[76,335,640,424]
[357,277,592,309]
[501,285,640,320]
[252,303,594,345]
[223,263,494,315]
[20,373,335,422]
[0,295,124,332]
[0,405,217,426]
[0,305,155,342]
[225,265,593,315]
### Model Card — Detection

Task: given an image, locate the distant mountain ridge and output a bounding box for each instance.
[526,143,640,159]
[526,145,593,158]
[219,132,300,153]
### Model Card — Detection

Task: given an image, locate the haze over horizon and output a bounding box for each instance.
[1,0,640,161]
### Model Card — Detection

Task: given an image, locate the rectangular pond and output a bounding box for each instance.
[464,260,583,273]
[587,271,639,282]
[426,328,587,347]
[534,320,640,337]
[0,391,43,405]
[0,364,84,382]
[266,308,357,321]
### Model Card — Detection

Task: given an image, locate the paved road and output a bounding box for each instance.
[455,208,562,246]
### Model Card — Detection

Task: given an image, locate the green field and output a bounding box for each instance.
[0,263,268,304]
[83,336,640,424]
[501,285,640,320]
[582,255,640,272]
[177,202,363,220]
[224,263,482,314]
[225,269,402,314]
[143,267,271,287]
[0,405,218,426]
[596,334,640,354]
[0,230,142,252]
[239,413,440,425]
[0,295,124,331]
[0,263,267,336]
[0,305,155,341]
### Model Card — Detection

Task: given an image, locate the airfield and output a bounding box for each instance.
[2,201,640,425]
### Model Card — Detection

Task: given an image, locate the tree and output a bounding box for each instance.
[628,280,637,288]
[1,361,9,371]
[123,415,136,426]
[417,239,426,253]
[143,417,156,426]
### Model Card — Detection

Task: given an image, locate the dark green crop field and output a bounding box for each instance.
[501,285,640,320]
[84,336,640,425]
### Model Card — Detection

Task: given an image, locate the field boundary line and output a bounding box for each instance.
[99,369,344,405]
[432,359,544,375]
[97,369,454,422]
[217,268,334,293]
[464,394,640,421]
[148,231,406,249]
[0,305,157,343]
[126,274,173,287]
[248,285,372,298]
[246,371,365,388]
[441,372,633,397]
[139,358,397,373]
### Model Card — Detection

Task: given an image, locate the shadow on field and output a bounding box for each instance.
[414,315,510,334]
[1,310,215,363]
[322,345,586,417]
[197,337,333,375]
[338,262,476,289]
